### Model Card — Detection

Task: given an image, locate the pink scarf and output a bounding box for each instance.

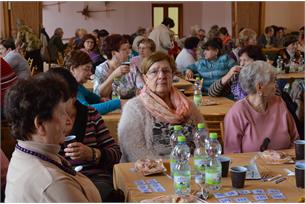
[139,85,192,124]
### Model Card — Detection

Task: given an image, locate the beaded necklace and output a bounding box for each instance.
[16,143,76,176]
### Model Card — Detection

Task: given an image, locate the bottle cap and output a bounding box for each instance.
[174,125,182,131]
[197,123,205,129]
[177,135,186,142]
[209,132,218,139]
[196,77,201,81]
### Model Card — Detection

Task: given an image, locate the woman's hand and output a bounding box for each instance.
[185,69,194,79]
[221,66,242,85]
[64,142,92,161]
[111,65,130,79]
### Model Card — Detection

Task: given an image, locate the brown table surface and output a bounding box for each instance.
[276,71,304,80]
[113,149,304,203]
[83,76,193,92]
[102,96,234,141]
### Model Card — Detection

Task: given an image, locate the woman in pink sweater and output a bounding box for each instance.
[224,61,299,153]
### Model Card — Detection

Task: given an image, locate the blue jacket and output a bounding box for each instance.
[188,54,236,92]
[77,84,121,115]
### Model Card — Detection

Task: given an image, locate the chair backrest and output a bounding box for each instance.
[27,58,33,68]
[1,120,16,160]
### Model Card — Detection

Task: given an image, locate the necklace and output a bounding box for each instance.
[246,96,267,113]
[15,143,76,176]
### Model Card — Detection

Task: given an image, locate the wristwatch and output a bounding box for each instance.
[91,147,97,162]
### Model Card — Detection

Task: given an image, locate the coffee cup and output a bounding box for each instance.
[295,140,305,160]
[295,161,305,188]
[219,156,231,177]
[230,166,247,188]
[64,135,77,147]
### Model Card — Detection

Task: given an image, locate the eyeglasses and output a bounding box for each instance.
[85,40,94,44]
[146,68,172,77]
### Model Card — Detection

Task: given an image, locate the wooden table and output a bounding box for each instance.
[83,76,193,92]
[102,96,234,141]
[189,96,235,117]
[276,71,304,80]
[113,149,304,202]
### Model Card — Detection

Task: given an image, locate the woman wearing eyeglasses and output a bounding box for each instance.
[80,34,105,70]
[118,52,204,162]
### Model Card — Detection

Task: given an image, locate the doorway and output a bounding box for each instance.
[232,2,264,38]
[152,4,183,38]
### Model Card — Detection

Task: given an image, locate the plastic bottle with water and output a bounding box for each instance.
[193,77,202,106]
[193,123,209,185]
[112,77,121,100]
[299,54,304,72]
[205,132,222,192]
[170,125,183,148]
[276,56,283,73]
[172,136,191,196]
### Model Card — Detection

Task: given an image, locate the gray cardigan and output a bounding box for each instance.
[118,96,204,162]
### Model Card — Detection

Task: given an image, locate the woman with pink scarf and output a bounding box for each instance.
[118,52,205,162]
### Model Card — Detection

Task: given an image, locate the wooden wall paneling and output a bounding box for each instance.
[10,2,42,37]
[232,2,262,37]
[0,2,11,38]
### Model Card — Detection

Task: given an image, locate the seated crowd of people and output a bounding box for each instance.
[0,17,304,202]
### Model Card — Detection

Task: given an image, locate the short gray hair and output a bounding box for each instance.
[239,61,275,94]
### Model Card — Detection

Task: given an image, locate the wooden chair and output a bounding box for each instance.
[1,120,16,160]
[56,52,64,66]
[205,115,225,152]
[30,66,38,76]
[27,58,33,68]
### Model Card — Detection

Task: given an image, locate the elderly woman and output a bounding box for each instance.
[175,36,200,73]
[4,74,101,202]
[94,34,144,99]
[229,28,257,63]
[219,27,234,54]
[276,35,304,67]
[130,38,156,73]
[65,50,122,115]
[224,61,299,154]
[48,68,123,202]
[209,45,266,100]
[118,52,204,162]
[185,38,236,93]
[80,34,105,69]
[0,38,30,79]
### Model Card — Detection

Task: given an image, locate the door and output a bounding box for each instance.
[152,4,183,38]
[1,2,42,38]
[232,2,264,38]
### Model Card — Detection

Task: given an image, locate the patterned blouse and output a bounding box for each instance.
[93,60,144,99]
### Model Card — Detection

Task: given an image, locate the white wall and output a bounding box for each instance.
[201,2,232,35]
[42,1,232,39]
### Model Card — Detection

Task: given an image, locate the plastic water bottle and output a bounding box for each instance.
[276,56,283,73]
[290,57,297,72]
[205,132,222,192]
[112,77,121,100]
[193,123,209,185]
[170,125,183,148]
[298,54,304,72]
[193,77,202,106]
[172,136,191,196]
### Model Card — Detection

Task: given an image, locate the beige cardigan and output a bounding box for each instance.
[118,96,204,162]
[5,140,101,202]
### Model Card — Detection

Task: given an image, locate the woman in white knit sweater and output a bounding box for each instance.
[118,52,204,162]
